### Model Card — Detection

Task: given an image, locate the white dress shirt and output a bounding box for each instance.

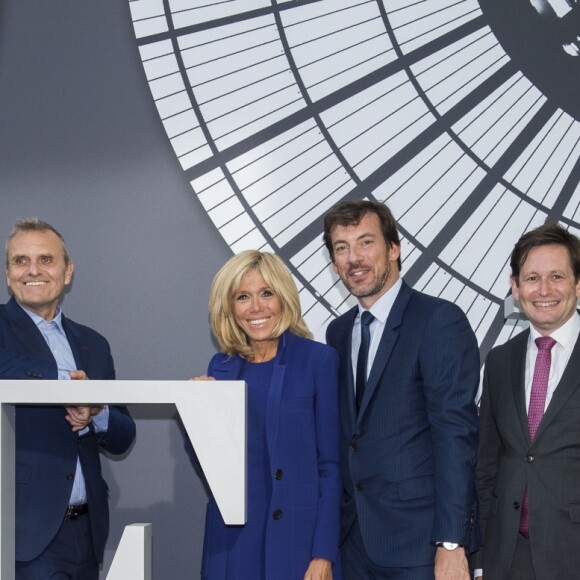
[525,312,580,412]
[350,278,402,389]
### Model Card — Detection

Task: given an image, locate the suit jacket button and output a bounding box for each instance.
[355,483,363,491]
[350,442,358,451]
[66,473,74,481]
[525,455,534,463]
[272,509,282,520]
[274,469,283,480]
[513,501,520,510]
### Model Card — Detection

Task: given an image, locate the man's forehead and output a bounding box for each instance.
[331,227,376,242]
[7,230,63,255]
[520,244,573,271]
[330,214,380,238]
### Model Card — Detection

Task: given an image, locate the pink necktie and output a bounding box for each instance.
[527,336,556,440]
[519,335,557,537]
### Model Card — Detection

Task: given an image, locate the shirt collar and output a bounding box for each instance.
[529,311,580,351]
[357,277,403,324]
[18,303,65,334]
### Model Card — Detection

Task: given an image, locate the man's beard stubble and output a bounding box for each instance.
[343,262,391,299]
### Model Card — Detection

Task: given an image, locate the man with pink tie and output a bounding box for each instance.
[475,221,580,579]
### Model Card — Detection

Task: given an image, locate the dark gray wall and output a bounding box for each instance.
[0,1,231,577]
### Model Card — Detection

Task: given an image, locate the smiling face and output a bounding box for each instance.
[6,230,74,320]
[330,211,401,309]
[511,244,580,336]
[232,269,282,360]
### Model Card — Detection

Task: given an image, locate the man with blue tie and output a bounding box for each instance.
[0,218,136,579]
[474,222,580,579]
[324,201,480,579]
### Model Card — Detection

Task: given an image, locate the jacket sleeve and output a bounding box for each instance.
[310,346,342,563]
[95,405,136,455]
[471,353,502,568]
[420,302,480,549]
[86,336,135,455]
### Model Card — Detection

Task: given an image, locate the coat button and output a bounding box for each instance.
[274,469,283,480]
[350,442,358,451]
[355,483,363,491]
[272,509,282,520]
[525,455,534,463]
[513,501,520,510]
[66,473,74,481]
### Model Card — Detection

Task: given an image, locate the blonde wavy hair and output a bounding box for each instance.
[209,250,312,358]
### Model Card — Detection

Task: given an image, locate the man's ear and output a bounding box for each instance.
[64,260,75,285]
[510,275,520,301]
[389,243,401,262]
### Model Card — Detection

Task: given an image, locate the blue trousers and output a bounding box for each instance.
[341,518,434,580]
[16,514,98,580]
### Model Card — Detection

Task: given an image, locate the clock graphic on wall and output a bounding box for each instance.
[127,0,580,357]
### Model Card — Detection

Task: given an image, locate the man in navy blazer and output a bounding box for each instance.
[1,218,135,580]
[324,201,480,579]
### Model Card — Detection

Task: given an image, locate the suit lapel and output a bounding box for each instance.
[357,282,411,424]
[6,297,51,357]
[62,316,86,371]
[211,335,288,461]
[533,332,580,444]
[209,353,244,381]
[338,307,358,428]
[265,350,286,461]
[511,330,531,445]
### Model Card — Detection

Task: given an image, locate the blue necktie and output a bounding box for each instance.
[356,311,374,412]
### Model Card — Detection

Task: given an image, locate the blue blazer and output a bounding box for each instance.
[201,331,342,579]
[326,281,480,567]
[0,296,136,563]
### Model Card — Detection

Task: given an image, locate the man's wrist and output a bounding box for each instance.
[91,405,109,432]
[436,542,462,551]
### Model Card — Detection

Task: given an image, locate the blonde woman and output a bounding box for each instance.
[195,251,341,580]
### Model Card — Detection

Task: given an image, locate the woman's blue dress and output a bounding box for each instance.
[218,356,274,579]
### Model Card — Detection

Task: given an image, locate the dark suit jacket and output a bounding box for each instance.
[0,296,136,563]
[200,332,342,580]
[475,327,580,579]
[326,281,480,567]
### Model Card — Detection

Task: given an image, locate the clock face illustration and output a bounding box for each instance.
[128,0,580,354]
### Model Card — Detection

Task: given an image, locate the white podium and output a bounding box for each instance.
[0,380,246,580]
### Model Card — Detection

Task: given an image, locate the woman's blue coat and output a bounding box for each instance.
[201,331,342,579]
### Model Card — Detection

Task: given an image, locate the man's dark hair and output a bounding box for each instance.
[510,220,580,283]
[323,200,402,270]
